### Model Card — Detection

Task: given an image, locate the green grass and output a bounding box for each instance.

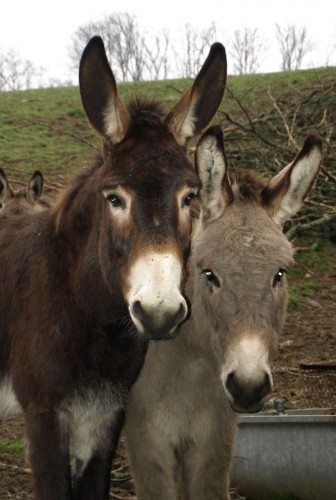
[0,66,335,184]
[0,438,25,456]
[288,281,316,308]
[287,238,336,308]
[0,86,98,182]
[291,239,336,277]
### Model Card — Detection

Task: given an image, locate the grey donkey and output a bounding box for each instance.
[124,126,322,500]
[0,169,49,216]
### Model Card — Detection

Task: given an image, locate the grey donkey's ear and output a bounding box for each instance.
[262,135,322,226]
[0,168,13,202]
[195,126,233,221]
[27,170,44,202]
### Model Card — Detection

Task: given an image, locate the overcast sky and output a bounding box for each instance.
[1,0,335,85]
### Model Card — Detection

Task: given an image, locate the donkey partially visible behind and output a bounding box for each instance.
[124,127,322,500]
[0,169,49,216]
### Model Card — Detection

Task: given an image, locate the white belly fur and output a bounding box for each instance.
[0,377,23,418]
[59,384,126,479]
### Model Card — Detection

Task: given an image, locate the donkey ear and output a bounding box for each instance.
[79,36,130,144]
[27,170,43,202]
[166,43,227,146]
[262,135,322,226]
[0,168,13,202]
[196,126,232,221]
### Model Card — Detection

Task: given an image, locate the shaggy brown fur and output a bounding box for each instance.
[0,37,228,500]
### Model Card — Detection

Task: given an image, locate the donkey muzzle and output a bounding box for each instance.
[130,298,188,340]
[221,334,274,413]
[224,370,272,413]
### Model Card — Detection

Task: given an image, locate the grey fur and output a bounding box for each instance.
[124,129,322,500]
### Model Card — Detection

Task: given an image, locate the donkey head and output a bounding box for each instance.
[0,169,46,216]
[65,37,227,340]
[192,127,322,412]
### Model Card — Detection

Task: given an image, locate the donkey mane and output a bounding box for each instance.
[53,156,103,236]
[127,98,168,129]
[229,168,268,203]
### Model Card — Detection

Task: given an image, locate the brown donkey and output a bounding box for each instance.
[0,38,227,499]
[124,127,322,500]
[0,169,49,216]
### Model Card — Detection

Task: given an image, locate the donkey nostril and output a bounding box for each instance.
[130,297,188,337]
[225,372,240,400]
[255,373,272,400]
[175,302,187,324]
[131,300,144,321]
[226,371,272,403]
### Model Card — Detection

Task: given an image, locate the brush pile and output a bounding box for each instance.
[220,78,336,241]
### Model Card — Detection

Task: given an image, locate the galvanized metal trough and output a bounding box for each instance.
[230,407,336,500]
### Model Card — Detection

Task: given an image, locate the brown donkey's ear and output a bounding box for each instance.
[166,43,227,146]
[0,168,13,203]
[196,126,233,222]
[27,170,43,202]
[79,36,130,144]
[262,135,322,226]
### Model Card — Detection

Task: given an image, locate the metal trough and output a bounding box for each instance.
[230,407,336,500]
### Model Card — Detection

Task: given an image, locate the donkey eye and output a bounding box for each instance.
[106,193,123,208]
[201,269,221,288]
[182,192,198,207]
[273,268,287,287]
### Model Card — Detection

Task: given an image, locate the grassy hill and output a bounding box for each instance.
[0,66,335,208]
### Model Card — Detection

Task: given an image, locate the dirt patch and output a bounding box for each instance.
[272,264,336,409]
[0,417,135,499]
[1,247,335,499]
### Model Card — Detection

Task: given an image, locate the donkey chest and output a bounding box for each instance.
[59,383,125,479]
[146,354,222,441]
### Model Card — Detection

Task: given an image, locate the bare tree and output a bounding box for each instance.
[276,23,312,70]
[229,27,266,75]
[0,49,44,91]
[176,23,217,78]
[68,13,147,82]
[325,33,336,67]
[68,21,101,73]
[69,15,219,82]
[143,30,171,81]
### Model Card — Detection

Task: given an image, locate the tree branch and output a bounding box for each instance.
[285,213,336,240]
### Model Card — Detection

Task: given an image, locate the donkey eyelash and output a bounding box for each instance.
[201,269,221,288]
[102,189,126,209]
[182,191,199,208]
[106,193,124,208]
[272,268,287,287]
